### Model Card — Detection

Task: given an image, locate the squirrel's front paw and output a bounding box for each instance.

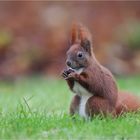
[61,69,75,80]
[68,72,79,80]
[61,70,69,79]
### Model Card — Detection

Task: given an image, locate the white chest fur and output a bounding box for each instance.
[73,82,92,118]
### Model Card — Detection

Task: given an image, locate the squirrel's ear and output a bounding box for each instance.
[71,23,78,45]
[79,24,92,55]
[81,39,91,55]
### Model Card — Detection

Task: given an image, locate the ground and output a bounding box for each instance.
[0,76,140,140]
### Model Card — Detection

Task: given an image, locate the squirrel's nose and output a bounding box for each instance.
[66,60,71,67]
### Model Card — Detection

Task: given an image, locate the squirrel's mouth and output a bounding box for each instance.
[71,67,84,74]
[68,65,83,70]
[68,65,84,72]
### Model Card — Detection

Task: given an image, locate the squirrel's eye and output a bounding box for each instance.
[77,52,83,58]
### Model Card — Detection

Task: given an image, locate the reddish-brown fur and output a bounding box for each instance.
[115,91,140,115]
[69,95,81,116]
[62,23,140,117]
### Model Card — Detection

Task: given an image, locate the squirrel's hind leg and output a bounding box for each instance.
[69,95,81,116]
[86,96,115,117]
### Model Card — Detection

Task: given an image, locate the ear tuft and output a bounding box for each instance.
[71,23,79,45]
[70,23,93,53]
[78,24,92,55]
[79,24,92,43]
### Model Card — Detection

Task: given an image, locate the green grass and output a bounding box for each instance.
[0,76,140,140]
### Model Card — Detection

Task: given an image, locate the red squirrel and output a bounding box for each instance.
[62,23,140,118]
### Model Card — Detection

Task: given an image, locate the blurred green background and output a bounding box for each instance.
[0,1,140,80]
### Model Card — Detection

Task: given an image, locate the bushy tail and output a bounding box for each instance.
[115,91,140,115]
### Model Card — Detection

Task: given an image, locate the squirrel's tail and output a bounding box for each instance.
[115,91,140,115]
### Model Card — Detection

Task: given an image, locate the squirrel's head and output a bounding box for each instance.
[66,23,93,70]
